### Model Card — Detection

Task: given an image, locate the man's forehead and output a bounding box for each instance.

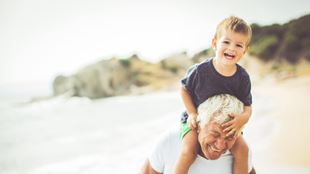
[204,120,223,132]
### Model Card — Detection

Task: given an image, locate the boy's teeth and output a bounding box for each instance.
[224,53,234,58]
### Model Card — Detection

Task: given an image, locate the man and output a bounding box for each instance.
[140,94,256,174]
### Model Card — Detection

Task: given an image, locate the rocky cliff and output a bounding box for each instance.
[53,54,192,98]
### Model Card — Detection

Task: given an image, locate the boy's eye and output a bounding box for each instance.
[236,44,243,48]
[222,41,229,44]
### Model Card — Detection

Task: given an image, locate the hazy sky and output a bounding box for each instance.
[0,0,309,85]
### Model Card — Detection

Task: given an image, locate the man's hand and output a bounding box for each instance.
[188,113,198,129]
[222,113,249,137]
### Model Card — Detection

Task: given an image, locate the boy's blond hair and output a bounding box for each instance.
[214,16,252,46]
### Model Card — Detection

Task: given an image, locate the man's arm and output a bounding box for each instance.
[140,160,162,174]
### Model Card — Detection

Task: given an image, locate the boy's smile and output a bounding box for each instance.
[223,52,236,60]
[212,29,248,67]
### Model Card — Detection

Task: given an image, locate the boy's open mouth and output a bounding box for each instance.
[224,53,235,60]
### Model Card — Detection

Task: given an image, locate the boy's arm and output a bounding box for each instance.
[180,86,197,115]
[240,105,252,124]
[180,86,198,128]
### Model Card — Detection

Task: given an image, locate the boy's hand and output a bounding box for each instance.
[188,113,198,129]
[222,113,248,137]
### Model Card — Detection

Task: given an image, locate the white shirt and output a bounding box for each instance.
[149,129,252,174]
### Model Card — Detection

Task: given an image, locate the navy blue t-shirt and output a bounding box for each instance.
[181,58,252,122]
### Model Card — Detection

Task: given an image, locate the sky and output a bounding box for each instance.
[0,0,310,86]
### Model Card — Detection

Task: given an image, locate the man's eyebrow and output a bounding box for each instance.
[209,130,220,135]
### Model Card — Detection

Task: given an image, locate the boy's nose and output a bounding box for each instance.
[228,44,236,51]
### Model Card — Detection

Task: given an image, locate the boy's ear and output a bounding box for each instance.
[211,37,217,50]
[244,46,249,54]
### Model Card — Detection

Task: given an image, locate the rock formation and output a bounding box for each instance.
[52,54,192,99]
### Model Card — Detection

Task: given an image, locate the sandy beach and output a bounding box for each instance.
[251,75,310,169]
[0,75,310,174]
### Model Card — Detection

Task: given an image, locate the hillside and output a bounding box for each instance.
[250,14,310,63]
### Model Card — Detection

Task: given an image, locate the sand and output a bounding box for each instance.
[251,75,310,170]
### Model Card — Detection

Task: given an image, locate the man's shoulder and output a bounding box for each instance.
[156,128,181,149]
[149,127,182,159]
[148,128,181,173]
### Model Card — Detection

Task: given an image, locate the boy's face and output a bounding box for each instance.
[212,29,249,66]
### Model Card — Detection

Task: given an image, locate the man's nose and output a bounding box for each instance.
[215,138,227,150]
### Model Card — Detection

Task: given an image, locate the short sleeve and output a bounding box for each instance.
[181,64,199,94]
[149,134,166,173]
[240,73,252,106]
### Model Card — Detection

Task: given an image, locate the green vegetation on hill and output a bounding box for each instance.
[250,14,310,63]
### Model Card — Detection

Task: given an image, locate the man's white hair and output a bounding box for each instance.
[197,94,244,135]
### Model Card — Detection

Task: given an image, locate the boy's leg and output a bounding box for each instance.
[230,136,249,174]
[173,130,198,174]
